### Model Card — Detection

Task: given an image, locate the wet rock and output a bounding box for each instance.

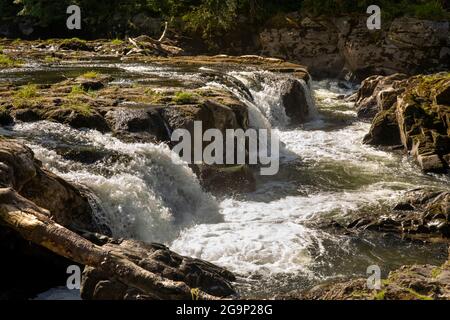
[58,146,112,164]
[59,39,93,51]
[105,107,169,143]
[44,108,110,132]
[0,108,13,125]
[347,190,449,240]
[363,108,401,146]
[80,237,236,300]
[75,74,111,91]
[355,73,408,120]
[292,261,450,300]
[194,164,256,194]
[12,108,42,122]
[280,78,311,124]
[0,139,107,234]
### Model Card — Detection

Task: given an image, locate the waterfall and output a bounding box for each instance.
[206,70,318,129]
[2,121,221,244]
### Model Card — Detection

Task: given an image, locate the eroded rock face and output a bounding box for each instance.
[260,16,449,80]
[362,73,450,173]
[80,237,236,300]
[355,73,408,119]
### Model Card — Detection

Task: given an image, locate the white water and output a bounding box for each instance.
[3,68,448,298]
[3,121,220,244]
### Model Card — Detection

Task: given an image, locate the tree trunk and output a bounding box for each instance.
[0,188,218,300]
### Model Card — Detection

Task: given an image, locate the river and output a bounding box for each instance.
[1,60,448,299]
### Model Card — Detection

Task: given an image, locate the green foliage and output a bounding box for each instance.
[3,0,449,40]
[182,0,238,41]
[300,0,449,20]
[411,1,449,20]
[13,84,39,108]
[68,85,86,97]
[111,38,124,45]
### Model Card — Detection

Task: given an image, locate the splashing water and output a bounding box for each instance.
[2,121,220,244]
[2,63,448,298]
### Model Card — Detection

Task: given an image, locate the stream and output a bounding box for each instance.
[1,59,449,299]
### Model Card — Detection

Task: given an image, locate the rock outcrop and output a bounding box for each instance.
[293,259,450,300]
[260,16,449,81]
[362,73,450,173]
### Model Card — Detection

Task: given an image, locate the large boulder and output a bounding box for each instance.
[105,107,170,143]
[280,78,313,124]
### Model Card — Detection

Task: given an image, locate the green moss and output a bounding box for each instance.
[172,91,197,104]
[15,84,38,99]
[68,85,87,97]
[81,71,100,79]
[373,290,386,300]
[61,101,93,116]
[431,267,442,278]
[0,54,22,67]
[61,37,86,46]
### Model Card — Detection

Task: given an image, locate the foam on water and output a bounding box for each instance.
[3,70,448,298]
[5,121,220,243]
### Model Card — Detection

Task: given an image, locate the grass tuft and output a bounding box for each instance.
[172,91,196,104]
[0,54,22,67]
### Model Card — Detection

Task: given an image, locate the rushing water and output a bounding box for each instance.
[1,61,448,299]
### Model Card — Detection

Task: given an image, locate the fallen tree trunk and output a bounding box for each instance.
[0,187,221,300]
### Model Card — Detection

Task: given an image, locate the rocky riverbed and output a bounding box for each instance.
[0,39,449,300]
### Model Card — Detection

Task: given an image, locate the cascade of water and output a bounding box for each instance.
[2,121,221,244]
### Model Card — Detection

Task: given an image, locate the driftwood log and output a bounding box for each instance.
[127,21,183,56]
[0,187,234,300]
